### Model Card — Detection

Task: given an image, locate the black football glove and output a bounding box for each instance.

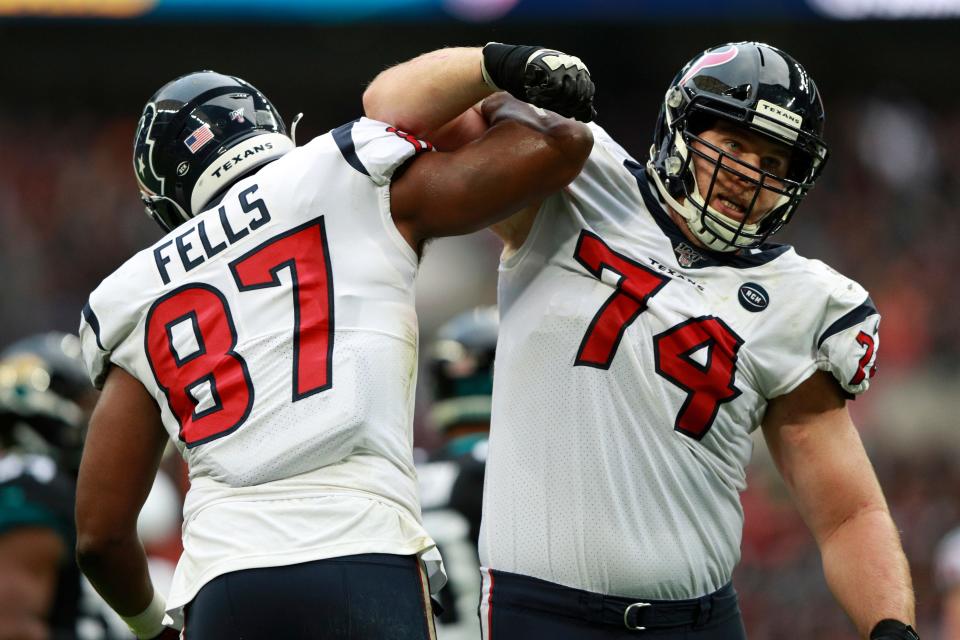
[481,43,596,122]
[870,619,920,640]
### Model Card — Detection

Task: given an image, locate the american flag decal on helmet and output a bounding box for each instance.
[680,46,739,86]
[184,124,214,154]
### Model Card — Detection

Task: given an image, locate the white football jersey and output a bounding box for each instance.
[479,124,881,601]
[79,118,439,624]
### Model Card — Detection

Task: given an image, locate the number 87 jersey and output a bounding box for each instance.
[480,123,881,602]
[78,118,437,620]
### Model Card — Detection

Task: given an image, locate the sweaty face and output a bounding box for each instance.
[688,121,792,224]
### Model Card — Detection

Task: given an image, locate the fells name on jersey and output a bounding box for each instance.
[153,184,272,285]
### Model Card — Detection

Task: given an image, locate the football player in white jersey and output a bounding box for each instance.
[364,42,919,639]
[73,56,594,640]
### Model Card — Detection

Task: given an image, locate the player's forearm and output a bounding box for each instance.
[819,505,915,638]
[76,529,155,617]
[363,47,492,136]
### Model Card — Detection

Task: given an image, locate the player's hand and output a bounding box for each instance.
[522,50,596,122]
[481,43,596,122]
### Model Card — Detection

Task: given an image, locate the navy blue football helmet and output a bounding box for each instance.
[133,70,294,232]
[648,42,829,251]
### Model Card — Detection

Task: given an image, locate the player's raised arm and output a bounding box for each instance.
[390,91,592,245]
[364,47,491,140]
[363,43,596,144]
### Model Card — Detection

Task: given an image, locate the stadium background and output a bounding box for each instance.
[1,1,958,636]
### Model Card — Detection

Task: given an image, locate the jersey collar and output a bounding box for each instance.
[624,159,792,270]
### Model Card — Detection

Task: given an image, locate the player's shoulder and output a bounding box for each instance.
[79,241,166,388]
[756,249,880,396]
[583,122,635,172]
[745,248,877,347]
[321,116,433,187]
[84,239,161,325]
[558,121,646,218]
[769,248,870,306]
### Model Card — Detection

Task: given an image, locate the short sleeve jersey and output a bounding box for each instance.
[480,123,880,600]
[79,119,438,622]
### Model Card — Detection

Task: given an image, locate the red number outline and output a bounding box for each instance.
[145,216,335,447]
[145,283,255,447]
[573,230,671,369]
[653,316,744,440]
[573,230,744,440]
[230,217,335,401]
[849,330,876,386]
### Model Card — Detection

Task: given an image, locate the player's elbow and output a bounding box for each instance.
[75,509,136,571]
[543,120,594,185]
[361,81,390,123]
[75,531,117,572]
[362,83,427,135]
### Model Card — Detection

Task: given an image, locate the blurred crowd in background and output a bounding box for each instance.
[1,14,959,639]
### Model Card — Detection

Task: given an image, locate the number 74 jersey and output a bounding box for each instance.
[480,123,880,601]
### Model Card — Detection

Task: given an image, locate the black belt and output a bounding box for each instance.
[489,569,738,631]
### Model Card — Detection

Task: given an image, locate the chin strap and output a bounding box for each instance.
[645,160,736,253]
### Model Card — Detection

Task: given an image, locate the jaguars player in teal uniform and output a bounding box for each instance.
[365,42,918,639]
[0,333,102,640]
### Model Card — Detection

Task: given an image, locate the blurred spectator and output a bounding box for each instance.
[936,528,960,639]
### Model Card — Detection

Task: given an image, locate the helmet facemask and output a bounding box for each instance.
[139,191,191,233]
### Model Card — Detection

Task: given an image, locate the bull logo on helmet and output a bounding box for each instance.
[134,103,164,196]
[679,46,739,86]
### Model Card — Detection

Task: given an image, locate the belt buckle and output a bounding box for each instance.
[623,601,652,631]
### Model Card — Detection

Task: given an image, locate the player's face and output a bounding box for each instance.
[689,122,791,224]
